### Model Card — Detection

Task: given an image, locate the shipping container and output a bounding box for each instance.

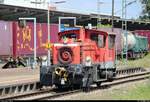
[0,21,13,56]
[0,20,59,58]
[13,22,59,57]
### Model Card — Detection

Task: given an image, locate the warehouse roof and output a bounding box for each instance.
[0,4,119,23]
[0,4,150,30]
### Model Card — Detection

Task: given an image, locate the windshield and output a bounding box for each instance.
[108,35,115,49]
[60,33,78,41]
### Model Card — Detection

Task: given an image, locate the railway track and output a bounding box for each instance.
[1,67,150,100]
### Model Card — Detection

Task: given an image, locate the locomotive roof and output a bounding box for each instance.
[85,28,116,35]
[106,32,116,35]
[58,28,116,36]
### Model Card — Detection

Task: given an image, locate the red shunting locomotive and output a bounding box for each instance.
[40,28,116,90]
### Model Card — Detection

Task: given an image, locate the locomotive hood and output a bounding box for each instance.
[53,43,79,47]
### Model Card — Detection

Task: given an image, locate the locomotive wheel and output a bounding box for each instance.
[56,84,63,89]
[96,82,101,87]
[137,53,140,59]
[107,71,114,82]
[57,85,62,89]
[134,53,138,59]
[73,84,82,89]
[39,83,43,90]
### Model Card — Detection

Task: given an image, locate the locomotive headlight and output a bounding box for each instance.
[76,65,82,74]
[85,56,92,66]
[41,56,47,61]
[41,56,48,66]
[63,37,68,44]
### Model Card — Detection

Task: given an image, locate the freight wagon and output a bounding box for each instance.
[98,28,149,59]
[122,32,149,59]
[0,20,58,67]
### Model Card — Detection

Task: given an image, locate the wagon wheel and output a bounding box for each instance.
[141,52,144,58]
[132,53,136,59]
[134,53,138,59]
[73,84,82,89]
[139,52,143,58]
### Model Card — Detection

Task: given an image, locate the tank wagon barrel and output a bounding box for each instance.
[122,31,136,51]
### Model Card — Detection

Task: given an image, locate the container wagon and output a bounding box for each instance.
[0,20,59,68]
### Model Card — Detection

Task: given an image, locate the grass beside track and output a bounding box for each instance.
[111,80,150,100]
[56,80,150,100]
[117,52,150,69]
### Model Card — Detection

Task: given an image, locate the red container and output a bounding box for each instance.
[134,30,150,50]
[13,22,59,57]
[0,21,13,56]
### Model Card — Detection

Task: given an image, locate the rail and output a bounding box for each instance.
[24,69,150,100]
[0,67,149,100]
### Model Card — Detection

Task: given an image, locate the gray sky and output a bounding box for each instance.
[3,0,142,19]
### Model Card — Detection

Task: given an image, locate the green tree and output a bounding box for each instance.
[140,0,150,20]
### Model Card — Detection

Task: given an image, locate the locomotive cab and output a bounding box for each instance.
[40,28,116,89]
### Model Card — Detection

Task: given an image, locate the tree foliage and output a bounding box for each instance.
[140,0,150,20]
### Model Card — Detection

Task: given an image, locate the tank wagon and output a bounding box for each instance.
[40,28,116,90]
[122,31,148,59]
[98,28,149,59]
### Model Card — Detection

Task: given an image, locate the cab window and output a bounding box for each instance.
[98,34,104,48]
[60,33,78,41]
[90,33,98,42]
[90,33,105,48]
[108,35,115,49]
